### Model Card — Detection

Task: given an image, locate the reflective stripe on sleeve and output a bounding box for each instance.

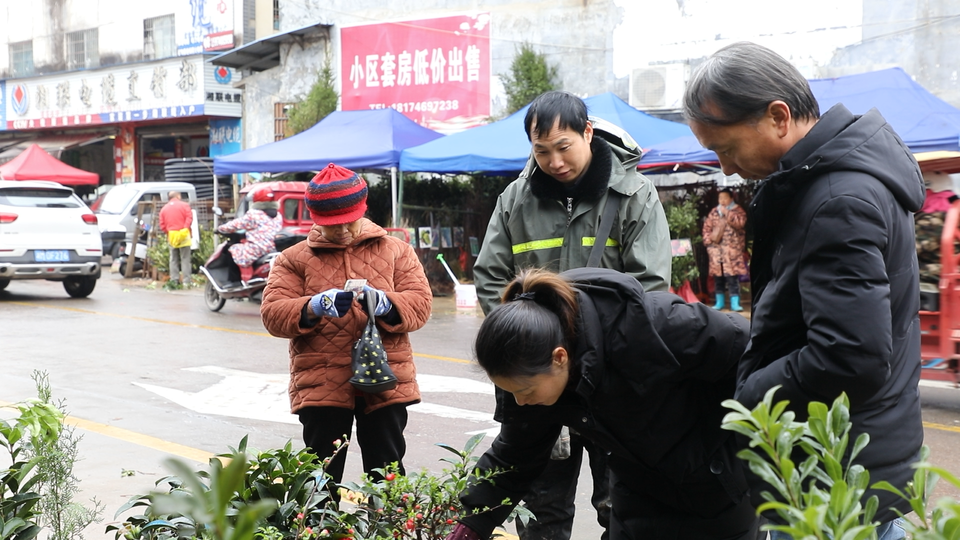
[581,237,620,247]
[512,238,564,254]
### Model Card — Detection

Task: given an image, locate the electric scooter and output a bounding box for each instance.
[199,230,278,312]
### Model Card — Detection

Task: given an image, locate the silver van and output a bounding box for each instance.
[95,182,198,259]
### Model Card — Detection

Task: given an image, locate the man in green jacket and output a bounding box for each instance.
[473,90,671,540]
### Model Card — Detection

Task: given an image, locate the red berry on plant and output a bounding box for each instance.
[386,473,396,481]
[416,513,423,519]
[297,513,304,520]
[447,519,454,525]
[406,519,415,530]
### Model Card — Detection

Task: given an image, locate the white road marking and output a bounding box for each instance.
[134,366,500,434]
[919,379,960,390]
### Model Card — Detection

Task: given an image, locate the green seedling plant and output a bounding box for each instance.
[0,397,58,540]
[2,371,96,540]
[721,386,879,540]
[342,433,533,539]
[723,385,960,540]
[107,448,278,540]
[109,434,527,540]
[873,445,960,539]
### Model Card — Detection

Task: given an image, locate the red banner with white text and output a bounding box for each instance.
[340,13,491,133]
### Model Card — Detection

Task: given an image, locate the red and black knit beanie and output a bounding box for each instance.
[304,163,368,225]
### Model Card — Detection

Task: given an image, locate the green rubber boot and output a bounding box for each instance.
[730,295,743,312]
[712,293,725,310]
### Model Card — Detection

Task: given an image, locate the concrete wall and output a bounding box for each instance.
[0,0,255,77]
[240,32,331,149]
[254,0,277,40]
[826,0,960,107]
[279,0,624,117]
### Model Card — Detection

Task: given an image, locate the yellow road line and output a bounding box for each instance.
[66,415,216,462]
[7,301,273,337]
[415,352,472,364]
[924,420,960,434]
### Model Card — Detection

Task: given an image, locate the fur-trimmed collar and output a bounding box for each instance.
[529,137,613,202]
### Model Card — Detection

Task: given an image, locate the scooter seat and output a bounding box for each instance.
[253,253,274,267]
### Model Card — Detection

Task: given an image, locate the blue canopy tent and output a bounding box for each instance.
[640,67,960,173]
[213,108,444,226]
[810,67,960,155]
[399,92,694,174]
[637,136,719,173]
[397,104,532,174]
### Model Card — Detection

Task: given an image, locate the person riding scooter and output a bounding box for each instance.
[216,185,283,282]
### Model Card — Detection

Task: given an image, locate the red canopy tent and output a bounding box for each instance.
[0,144,99,186]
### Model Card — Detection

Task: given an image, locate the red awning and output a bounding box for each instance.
[0,144,100,186]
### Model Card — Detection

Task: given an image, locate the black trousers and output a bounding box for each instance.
[298,397,409,485]
[714,275,741,297]
[516,429,611,540]
[608,472,761,540]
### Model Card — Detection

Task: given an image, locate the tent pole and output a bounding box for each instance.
[391,167,398,228]
[398,168,404,228]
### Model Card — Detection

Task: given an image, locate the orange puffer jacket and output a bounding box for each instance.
[261,218,432,414]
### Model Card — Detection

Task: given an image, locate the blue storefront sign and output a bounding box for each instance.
[209,118,241,157]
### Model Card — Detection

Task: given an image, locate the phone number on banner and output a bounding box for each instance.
[369,100,460,113]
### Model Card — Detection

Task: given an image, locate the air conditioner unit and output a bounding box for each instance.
[629,64,688,110]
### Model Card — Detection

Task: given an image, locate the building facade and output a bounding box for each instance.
[0,0,275,189]
[216,0,625,151]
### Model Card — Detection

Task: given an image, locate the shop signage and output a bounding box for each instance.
[209,118,241,156]
[340,13,491,132]
[2,56,241,130]
[177,0,235,55]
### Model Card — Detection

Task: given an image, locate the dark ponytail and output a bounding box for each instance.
[474,269,579,379]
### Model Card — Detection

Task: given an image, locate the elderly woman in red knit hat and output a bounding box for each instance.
[261,163,432,489]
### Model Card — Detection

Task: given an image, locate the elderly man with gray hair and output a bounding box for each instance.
[684,41,924,540]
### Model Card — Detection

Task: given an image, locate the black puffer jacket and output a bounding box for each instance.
[737,104,925,521]
[460,268,751,538]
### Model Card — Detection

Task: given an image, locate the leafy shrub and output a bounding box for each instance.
[722,386,960,539]
[663,195,702,289]
[1,371,97,540]
[108,434,525,540]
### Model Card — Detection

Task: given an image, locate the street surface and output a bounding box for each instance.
[2,271,960,539]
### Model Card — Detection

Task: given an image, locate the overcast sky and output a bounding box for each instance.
[612,0,864,78]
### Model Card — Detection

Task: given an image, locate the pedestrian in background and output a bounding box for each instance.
[158,190,193,285]
[702,187,747,311]
[473,90,671,540]
[260,163,432,490]
[685,41,924,540]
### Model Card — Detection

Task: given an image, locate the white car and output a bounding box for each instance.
[0,180,102,298]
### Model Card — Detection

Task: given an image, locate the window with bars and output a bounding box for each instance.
[274,102,294,141]
[273,0,280,30]
[65,28,99,69]
[9,41,34,77]
[144,15,176,60]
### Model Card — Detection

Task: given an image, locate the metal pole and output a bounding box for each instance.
[397,168,404,227]
[391,167,398,228]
